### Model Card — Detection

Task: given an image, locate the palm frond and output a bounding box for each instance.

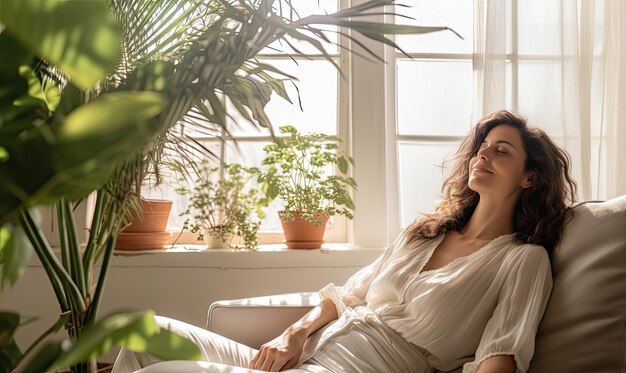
[102,0,460,193]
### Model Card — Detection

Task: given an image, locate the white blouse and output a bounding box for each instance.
[312,228,552,373]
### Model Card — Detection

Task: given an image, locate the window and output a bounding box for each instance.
[145,0,347,245]
[388,0,607,236]
[144,0,608,248]
[393,0,474,228]
[292,0,477,247]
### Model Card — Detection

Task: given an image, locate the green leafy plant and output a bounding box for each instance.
[177,162,265,250]
[258,125,357,226]
[0,310,200,373]
[0,0,458,371]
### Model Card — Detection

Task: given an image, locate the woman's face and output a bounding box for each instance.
[468,124,533,199]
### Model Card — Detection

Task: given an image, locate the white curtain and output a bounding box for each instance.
[473,0,626,200]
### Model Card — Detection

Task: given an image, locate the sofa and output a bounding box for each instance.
[141,195,626,372]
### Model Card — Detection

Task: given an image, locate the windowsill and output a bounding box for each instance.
[114,242,378,254]
[106,243,385,268]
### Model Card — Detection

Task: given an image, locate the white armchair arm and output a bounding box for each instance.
[206,292,319,349]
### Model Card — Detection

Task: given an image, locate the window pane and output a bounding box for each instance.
[224,140,268,168]
[227,59,338,136]
[518,0,565,55]
[398,141,457,227]
[395,0,473,54]
[262,0,338,55]
[397,59,472,136]
[517,60,563,134]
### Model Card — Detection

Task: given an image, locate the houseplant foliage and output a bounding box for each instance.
[258,125,356,247]
[0,1,201,372]
[177,162,265,250]
[0,0,456,371]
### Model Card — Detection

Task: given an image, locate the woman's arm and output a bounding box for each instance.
[465,246,552,372]
[477,354,516,373]
[249,298,339,372]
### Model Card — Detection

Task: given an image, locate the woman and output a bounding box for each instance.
[113,110,577,373]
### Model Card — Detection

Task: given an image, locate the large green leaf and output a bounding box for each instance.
[13,66,61,112]
[0,33,33,76]
[35,91,166,203]
[0,222,33,288]
[0,0,121,90]
[0,312,22,373]
[0,121,56,226]
[0,33,33,127]
[0,91,166,225]
[48,311,201,371]
[53,91,166,175]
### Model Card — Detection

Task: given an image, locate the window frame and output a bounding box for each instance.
[168,1,351,245]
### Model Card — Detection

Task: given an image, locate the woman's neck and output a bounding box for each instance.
[461,196,518,240]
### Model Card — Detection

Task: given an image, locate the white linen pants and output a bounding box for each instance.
[111,316,332,373]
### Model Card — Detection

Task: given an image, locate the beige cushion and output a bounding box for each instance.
[206,292,318,349]
[530,195,626,372]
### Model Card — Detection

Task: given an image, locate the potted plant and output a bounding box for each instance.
[0,2,203,372]
[114,199,174,251]
[258,125,357,249]
[177,161,265,250]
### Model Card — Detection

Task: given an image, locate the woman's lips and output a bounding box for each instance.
[472,166,493,174]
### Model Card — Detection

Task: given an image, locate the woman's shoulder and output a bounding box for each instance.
[502,240,550,264]
[498,241,553,288]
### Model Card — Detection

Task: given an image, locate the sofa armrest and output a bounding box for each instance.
[206,292,319,349]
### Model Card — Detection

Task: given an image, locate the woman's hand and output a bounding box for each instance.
[248,329,307,371]
[248,298,339,371]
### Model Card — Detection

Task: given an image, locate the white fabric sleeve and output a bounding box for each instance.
[463,245,553,373]
[319,228,409,315]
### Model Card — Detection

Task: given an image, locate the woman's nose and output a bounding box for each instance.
[477,147,490,160]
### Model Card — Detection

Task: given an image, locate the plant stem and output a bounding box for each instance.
[61,199,87,298]
[83,189,106,271]
[84,234,116,328]
[20,210,86,313]
[19,211,69,312]
[57,202,70,272]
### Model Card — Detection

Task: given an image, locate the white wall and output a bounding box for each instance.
[0,247,382,363]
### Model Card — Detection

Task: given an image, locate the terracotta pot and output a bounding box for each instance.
[279,212,329,249]
[116,199,173,251]
[123,199,173,232]
[115,231,172,251]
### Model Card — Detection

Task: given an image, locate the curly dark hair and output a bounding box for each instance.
[408,110,577,255]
